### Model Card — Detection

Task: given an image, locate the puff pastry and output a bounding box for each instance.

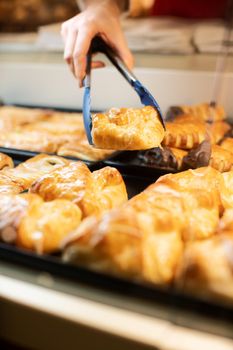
[57,136,115,161]
[175,232,233,302]
[63,206,183,284]
[30,163,128,218]
[0,193,81,254]
[220,137,233,153]
[1,154,70,191]
[0,130,62,153]
[209,145,233,172]
[0,153,14,170]
[163,121,230,150]
[92,106,165,150]
[168,103,226,122]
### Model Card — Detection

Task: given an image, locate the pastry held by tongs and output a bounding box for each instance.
[82,36,165,150]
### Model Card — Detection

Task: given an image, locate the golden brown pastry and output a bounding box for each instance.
[209,145,233,172]
[220,137,233,153]
[0,130,62,153]
[219,208,233,231]
[169,148,187,169]
[169,103,226,122]
[162,121,230,150]
[92,106,165,150]
[0,175,24,194]
[1,154,70,191]
[57,136,115,161]
[0,193,81,254]
[0,153,14,170]
[175,232,233,302]
[0,106,50,129]
[30,163,128,218]
[220,171,233,209]
[63,206,183,284]
[162,121,207,149]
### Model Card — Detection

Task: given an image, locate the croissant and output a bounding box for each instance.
[167,103,226,122]
[175,231,233,302]
[0,193,82,254]
[0,153,14,170]
[92,106,165,150]
[30,163,128,218]
[63,206,183,284]
[57,136,115,161]
[1,154,70,191]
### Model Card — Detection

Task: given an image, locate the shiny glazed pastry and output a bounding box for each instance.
[168,103,226,122]
[220,137,233,153]
[175,231,233,302]
[30,163,128,218]
[0,153,14,170]
[63,206,183,284]
[1,154,70,191]
[209,145,233,172]
[0,193,82,254]
[162,121,230,149]
[57,135,115,161]
[91,106,165,150]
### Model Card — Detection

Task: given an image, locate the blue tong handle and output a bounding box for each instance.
[83,37,165,145]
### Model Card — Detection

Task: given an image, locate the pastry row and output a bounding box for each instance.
[0,151,233,303]
[0,106,115,161]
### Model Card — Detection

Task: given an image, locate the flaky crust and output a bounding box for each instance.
[92,106,165,150]
[30,163,128,218]
[170,103,226,122]
[1,154,70,190]
[163,121,230,150]
[63,207,183,284]
[220,137,233,153]
[0,193,81,254]
[57,136,115,161]
[209,145,233,172]
[175,232,233,302]
[0,153,14,170]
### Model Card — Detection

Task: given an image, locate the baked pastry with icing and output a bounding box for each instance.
[91,106,165,150]
[0,193,81,254]
[63,206,183,284]
[30,163,128,218]
[57,135,115,161]
[1,154,70,191]
[0,153,14,170]
[175,231,233,302]
[168,103,225,122]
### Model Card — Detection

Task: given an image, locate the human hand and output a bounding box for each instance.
[61,0,133,87]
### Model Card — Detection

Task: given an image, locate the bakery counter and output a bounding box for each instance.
[1,259,233,350]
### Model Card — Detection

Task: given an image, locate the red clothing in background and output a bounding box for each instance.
[151,0,228,19]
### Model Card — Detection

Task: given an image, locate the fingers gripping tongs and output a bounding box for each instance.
[83,36,165,145]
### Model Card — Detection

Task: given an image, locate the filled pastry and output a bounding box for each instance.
[63,206,183,284]
[220,137,233,153]
[57,135,115,161]
[167,103,226,122]
[0,130,64,153]
[209,145,233,172]
[0,154,70,191]
[91,106,165,150]
[0,193,81,254]
[0,153,14,170]
[175,231,233,302]
[162,121,230,150]
[30,162,128,217]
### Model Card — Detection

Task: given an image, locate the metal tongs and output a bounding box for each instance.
[83,36,165,145]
